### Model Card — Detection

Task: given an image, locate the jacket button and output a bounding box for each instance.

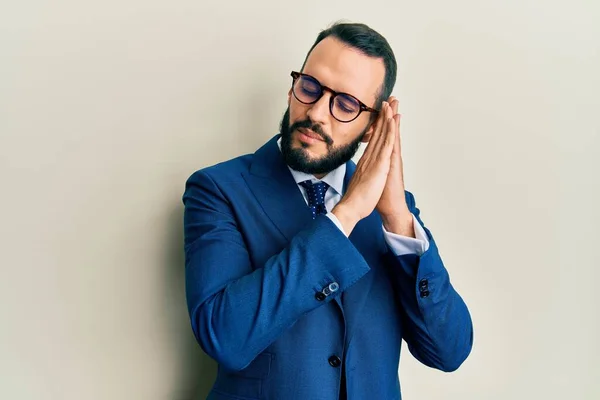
[419,279,429,289]
[322,282,339,296]
[420,289,430,298]
[328,355,342,368]
[315,292,326,301]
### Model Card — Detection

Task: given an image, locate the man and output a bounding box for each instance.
[183,22,473,400]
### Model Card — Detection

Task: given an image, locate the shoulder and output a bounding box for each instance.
[186,153,253,186]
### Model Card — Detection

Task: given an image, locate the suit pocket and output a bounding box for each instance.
[213,352,273,399]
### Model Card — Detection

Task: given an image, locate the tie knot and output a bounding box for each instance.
[300,180,329,219]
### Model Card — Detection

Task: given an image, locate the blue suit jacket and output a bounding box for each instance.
[183,134,473,400]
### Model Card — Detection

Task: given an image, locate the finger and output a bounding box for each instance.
[376,116,396,173]
[391,97,399,115]
[391,114,401,164]
[387,96,397,115]
[356,102,387,170]
[363,101,388,157]
[391,114,405,184]
[385,116,397,156]
[396,113,402,153]
[361,102,389,169]
[376,115,395,161]
[370,103,393,160]
[384,104,396,151]
[388,98,400,153]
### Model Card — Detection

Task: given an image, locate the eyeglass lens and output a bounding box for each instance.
[293,75,361,122]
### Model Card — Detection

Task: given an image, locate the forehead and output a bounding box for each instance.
[302,36,385,106]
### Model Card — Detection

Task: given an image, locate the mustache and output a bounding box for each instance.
[290,119,333,145]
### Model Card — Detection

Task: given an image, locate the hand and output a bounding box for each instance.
[332,101,396,234]
[376,97,414,237]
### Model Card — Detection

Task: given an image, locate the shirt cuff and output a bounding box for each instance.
[382,214,430,256]
[326,212,349,237]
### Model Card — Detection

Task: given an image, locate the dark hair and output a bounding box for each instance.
[301,21,397,110]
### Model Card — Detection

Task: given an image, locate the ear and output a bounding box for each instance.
[361,119,377,143]
[287,88,292,106]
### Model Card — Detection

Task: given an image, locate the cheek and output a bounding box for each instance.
[331,124,362,147]
[289,102,308,125]
[330,126,357,146]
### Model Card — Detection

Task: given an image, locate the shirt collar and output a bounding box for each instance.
[277,137,346,196]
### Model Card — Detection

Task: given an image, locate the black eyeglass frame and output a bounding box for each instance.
[290,71,380,123]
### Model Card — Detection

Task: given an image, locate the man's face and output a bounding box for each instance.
[280,36,385,176]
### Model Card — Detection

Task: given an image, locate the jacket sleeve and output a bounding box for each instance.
[386,191,473,372]
[182,170,370,371]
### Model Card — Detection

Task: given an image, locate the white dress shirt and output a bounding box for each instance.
[277,138,429,256]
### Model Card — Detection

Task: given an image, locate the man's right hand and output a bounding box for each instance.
[332,101,397,235]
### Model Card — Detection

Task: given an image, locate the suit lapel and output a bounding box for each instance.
[242,134,313,242]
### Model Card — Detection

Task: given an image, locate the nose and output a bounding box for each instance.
[306,92,331,126]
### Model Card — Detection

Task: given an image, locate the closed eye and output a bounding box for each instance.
[335,96,359,114]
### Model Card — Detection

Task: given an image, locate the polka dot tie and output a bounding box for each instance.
[299,180,330,219]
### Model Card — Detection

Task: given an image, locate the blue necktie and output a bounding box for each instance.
[299,180,330,219]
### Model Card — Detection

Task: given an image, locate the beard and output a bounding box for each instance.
[279,106,367,175]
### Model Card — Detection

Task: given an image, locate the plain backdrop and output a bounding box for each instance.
[1,1,598,399]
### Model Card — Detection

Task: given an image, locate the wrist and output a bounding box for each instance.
[381,210,414,237]
[331,202,360,236]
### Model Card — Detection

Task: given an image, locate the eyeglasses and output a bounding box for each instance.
[290,71,379,123]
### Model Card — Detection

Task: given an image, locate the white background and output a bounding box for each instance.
[1,0,598,399]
